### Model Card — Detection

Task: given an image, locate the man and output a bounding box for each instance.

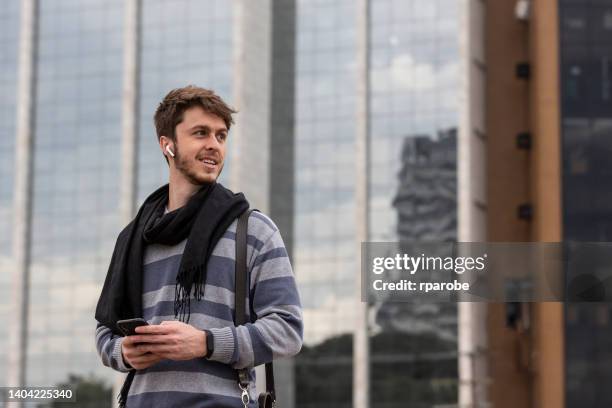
[94,85,303,407]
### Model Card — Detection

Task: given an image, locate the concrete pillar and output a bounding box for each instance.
[231,0,272,212]
[354,0,370,407]
[485,1,531,407]
[528,1,563,407]
[112,1,141,406]
[269,0,296,262]
[120,0,141,222]
[268,1,297,406]
[232,1,297,405]
[458,0,489,407]
[8,2,38,404]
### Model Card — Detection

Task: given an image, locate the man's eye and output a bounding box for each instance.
[195,130,206,136]
[217,133,227,141]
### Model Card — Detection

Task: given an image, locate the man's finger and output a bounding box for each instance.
[122,336,137,346]
[131,354,162,365]
[160,320,185,329]
[130,334,168,344]
[132,352,161,362]
[138,344,173,355]
[134,324,172,334]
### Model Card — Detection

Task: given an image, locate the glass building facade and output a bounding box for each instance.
[2,0,462,406]
[27,0,125,386]
[368,1,458,406]
[293,0,357,405]
[293,1,460,406]
[137,0,234,203]
[0,0,20,388]
[560,0,612,407]
[0,0,292,399]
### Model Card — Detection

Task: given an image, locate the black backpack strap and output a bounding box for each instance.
[235,209,276,403]
[235,209,250,327]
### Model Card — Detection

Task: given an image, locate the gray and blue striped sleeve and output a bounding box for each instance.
[208,215,303,369]
[95,322,132,373]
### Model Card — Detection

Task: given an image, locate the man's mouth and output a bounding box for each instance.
[200,158,218,169]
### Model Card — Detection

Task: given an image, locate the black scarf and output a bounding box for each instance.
[94,181,249,407]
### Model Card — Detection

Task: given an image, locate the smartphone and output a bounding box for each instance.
[116,318,149,336]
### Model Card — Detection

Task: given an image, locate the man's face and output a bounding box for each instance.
[169,106,228,185]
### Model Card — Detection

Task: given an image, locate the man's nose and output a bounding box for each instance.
[204,135,221,150]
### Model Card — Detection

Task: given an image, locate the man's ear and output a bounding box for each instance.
[159,136,174,165]
[160,136,175,158]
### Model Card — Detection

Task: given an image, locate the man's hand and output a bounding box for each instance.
[121,336,163,370]
[131,320,207,361]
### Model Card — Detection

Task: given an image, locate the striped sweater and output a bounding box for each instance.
[95,211,303,407]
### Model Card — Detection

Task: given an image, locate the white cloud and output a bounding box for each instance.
[302,293,356,346]
[372,53,459,94]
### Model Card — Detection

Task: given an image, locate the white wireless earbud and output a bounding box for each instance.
[165,145,175,158]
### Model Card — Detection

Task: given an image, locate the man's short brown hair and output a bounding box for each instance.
[154,85,237,142]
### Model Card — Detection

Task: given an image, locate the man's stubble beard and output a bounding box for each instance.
[173,143,223,186]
